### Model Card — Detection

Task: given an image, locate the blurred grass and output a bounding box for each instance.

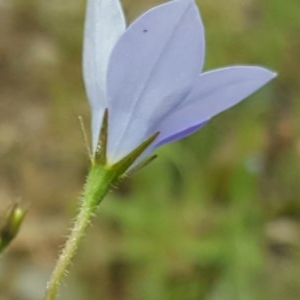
[0,0,300,299]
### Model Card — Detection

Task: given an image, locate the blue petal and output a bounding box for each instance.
[154,66,276,147]
[83,0,126,152]
[106,0,205,163]
[156,121,208,147]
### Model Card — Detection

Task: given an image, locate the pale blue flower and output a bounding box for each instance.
[83,0,276,165]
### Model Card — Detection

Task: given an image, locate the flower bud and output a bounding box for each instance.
[0,203,26,253]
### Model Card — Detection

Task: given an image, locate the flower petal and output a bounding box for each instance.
[106,0,205,163]
[156,121,208,147]
[154,66,276,147]
[83,0,126,152]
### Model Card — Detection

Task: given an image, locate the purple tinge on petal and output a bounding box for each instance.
[155,121,208,148]
[106,0,205,163]
[155,66,276,147]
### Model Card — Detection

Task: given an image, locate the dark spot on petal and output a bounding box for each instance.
[143,29,148,33]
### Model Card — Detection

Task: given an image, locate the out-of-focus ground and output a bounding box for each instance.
[0,0,300,299]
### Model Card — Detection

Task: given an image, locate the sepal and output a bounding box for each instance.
[126,154,158,176]
[93,108,159,176]
[94,108,108,165]
[110,132,159,175]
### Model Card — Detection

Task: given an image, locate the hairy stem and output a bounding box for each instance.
[44,164,117,300]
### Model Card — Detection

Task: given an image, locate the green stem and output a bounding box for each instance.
[44,164,118,300]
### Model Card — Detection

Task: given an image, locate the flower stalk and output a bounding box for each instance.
[44,109,159,300]
[44,164,118,300]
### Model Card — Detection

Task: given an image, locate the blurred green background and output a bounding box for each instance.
[0,0,300,299]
